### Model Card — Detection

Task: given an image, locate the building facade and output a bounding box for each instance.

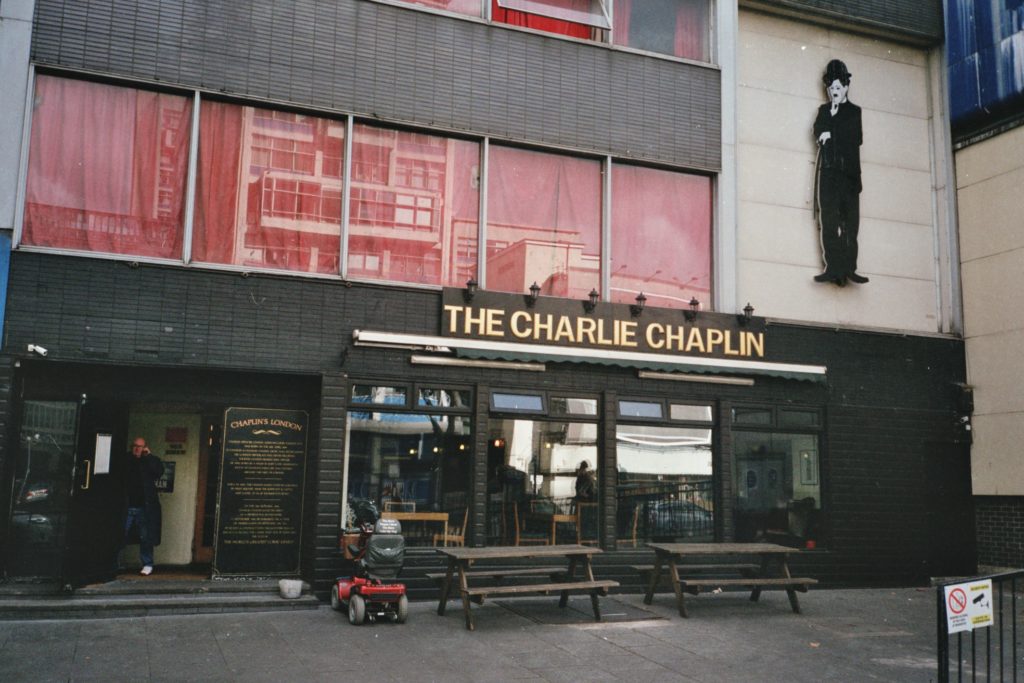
[0,0,971,598]
[946,0,1024,569]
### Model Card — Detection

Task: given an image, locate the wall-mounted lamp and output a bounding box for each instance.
[630,292,647,317]
[684,297,700,322]
[583,288,600,313]
[463,278,478,303]
[525,281,541,307]
[738,302,755,325]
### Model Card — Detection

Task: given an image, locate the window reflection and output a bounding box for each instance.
[486,419,598,545]
[348,125,480,286]
[193,101,344,274]
[610,164,711,308]
[612,0,710,62]
[616,425,714,545]
[345,413,471,547]
[733,431,821,548]
[486,146,601,299]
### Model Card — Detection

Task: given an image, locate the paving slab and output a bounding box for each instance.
[0,588,949,682]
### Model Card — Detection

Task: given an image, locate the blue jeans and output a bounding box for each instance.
[124,506,154,567]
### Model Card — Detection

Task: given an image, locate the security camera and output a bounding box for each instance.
[27,344,48,357]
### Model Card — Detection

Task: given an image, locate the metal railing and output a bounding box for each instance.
[937,570,1024,682]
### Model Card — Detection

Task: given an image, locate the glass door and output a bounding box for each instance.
[5,401,80,579]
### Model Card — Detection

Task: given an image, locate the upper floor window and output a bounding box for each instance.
[22,76,192,260]
[612,0,711,62]
[398,0,484,17]
[610,164,712,307]
[192,101,345,275]
[348,124,480,287]
[387,0,712,63]
[486,146,601,298]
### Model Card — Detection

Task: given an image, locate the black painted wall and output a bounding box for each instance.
[975,497,1024,569]
[2,252,969,590]
[31,0,722,172]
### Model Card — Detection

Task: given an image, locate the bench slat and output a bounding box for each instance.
[679,577,816,595]
[464,580,618,597]
[632,563,759,574]
[426,568,567,581]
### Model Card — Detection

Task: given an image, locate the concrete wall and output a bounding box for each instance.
[957,126,1024,496]
[0,1,35,234]
[736,11,949,332]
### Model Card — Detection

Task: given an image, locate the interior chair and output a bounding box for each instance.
[433,508,468,547]
[615,503,641,548]
[513,502,550,545]
[383,501,416,512]
[575,502,600,546]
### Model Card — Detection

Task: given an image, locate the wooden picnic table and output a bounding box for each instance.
[382,511,449,545]
[434,544,619,630]
[641,542,817,617]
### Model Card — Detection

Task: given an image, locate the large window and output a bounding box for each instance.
[20,77,713,306]
[732,407,823,548]
[22,76,192,259]
[487,417,599,545]
[486,146,601,298]
[612,0,710,62]
[348,125,480,286]
[193,101,344,275]
[345,384,473,547]
[610,164,712,308]
[616,404,715,546]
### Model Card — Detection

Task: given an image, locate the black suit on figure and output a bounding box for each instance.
[813,100,862,282]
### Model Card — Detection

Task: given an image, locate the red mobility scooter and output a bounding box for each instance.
[332,499,409,624]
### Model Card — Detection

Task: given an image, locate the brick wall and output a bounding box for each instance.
[976,497,1024,569]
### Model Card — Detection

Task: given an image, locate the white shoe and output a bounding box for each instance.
[140,566,153,576]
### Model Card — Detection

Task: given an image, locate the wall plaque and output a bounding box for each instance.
[214,407,308,575]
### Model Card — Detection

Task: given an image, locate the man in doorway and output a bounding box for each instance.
[813,58,869,285]
[122,437,164,576]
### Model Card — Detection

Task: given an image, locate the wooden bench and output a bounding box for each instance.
[632,563,759,579]
[426,567,569,582]
[676,577,818,616]
[464,580,619,616]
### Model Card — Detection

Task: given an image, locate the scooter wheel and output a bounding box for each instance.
[396,594,409,624]
[348,594,366,625]
[330,585,341,611]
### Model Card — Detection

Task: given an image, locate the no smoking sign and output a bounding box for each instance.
[944,580,993,634]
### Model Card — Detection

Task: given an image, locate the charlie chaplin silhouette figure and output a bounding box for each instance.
[813,59,868,285]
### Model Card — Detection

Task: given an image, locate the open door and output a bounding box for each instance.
[64,399,129,587]
[5,400,81,580]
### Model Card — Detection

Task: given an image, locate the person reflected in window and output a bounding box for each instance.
[574,460,596,503]
[121,437,164,576]
[813,59,869,286]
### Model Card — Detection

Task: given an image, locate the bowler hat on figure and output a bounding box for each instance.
[822,59,852,85]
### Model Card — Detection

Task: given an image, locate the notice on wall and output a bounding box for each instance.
[944,579,993,634]
[214,408,308,576]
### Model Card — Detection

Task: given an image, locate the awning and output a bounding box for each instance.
[352,330,827,383]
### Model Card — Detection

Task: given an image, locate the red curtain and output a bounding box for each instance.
[23,76,190,258]
[192,102,343,275]
[486,146,600,297]
[192,100,242,266]
[491,0,592,39]
[612,0,708,61]
[610,165,711,307]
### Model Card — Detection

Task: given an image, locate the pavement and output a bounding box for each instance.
[0,587,946,682]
